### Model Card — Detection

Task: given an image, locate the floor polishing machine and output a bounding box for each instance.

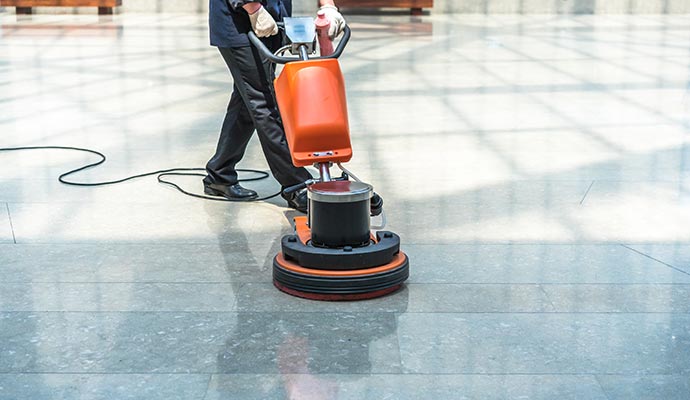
[248,17,409,300]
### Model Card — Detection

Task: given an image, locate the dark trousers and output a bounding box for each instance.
[205,45,312,188]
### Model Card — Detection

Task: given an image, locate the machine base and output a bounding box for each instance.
[272,216,409,301]
[273,252,409,301]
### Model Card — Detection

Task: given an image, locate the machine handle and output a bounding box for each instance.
[247,25,351,64]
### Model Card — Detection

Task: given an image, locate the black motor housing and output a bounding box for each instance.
[308,181,372,248]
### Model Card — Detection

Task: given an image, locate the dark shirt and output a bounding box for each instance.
[209,0,291,48]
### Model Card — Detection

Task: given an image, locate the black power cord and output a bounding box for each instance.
[0,146,281,201]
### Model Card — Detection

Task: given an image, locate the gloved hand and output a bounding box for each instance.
[248,6,279,38]
[318,4,345,40]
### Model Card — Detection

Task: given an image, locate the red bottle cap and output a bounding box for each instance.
[315,10,330,28]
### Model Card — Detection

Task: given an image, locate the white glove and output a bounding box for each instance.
[318,4,345,40]
[248,6,279,38]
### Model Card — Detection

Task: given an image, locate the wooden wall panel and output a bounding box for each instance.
[0,0,121,7]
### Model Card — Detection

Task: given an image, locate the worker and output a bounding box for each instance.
[205,0,345,212]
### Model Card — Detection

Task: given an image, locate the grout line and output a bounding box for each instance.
[0,311,688,315]
[4,281,690,286]
[622,244,690,277]
[537,284,557,312]
[0,371,686,377]
[580,180,595,205]
[594,374,613,400]
[200,374,213,400]
[6,242,690,246]
[5,203,16,244]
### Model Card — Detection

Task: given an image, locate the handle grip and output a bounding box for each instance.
[248,25,351,64]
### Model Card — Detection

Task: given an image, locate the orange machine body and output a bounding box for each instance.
[274,58,352,167]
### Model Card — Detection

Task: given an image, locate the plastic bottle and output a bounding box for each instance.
[315,10,334,57]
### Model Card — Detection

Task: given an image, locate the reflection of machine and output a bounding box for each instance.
[248,18,409,301]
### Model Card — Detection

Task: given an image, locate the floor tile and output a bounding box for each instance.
[0,178,211,205]
[0,312,401,374]
[398,313,690,374]
[383,181,591,244]
[0,204,13,243]
[7,202,294,244]
[205,374,609,400]
[0,283,237,312]
[576,181,690,242]
[530,92,668,128]
[213,312,402,375]
[0,143,277,203]
[236,283,412,313]
[585,124,689,155]
[597,374,690,400]
[237,283,554,313]
[625,244,690,276]
[0,244,267,283]
[542,284,690,312]
[403,244,690,284]
[0,374,209,400]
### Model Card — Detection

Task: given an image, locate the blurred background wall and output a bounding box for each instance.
[431,0,690,14]
[2,0,690,14]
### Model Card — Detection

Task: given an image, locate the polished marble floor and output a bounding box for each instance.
[1,11,690,400]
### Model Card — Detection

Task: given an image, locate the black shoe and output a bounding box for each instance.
[282,189,307,213]
[204,181,258,200]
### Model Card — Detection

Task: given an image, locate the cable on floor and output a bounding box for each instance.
[0,146,281,201]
